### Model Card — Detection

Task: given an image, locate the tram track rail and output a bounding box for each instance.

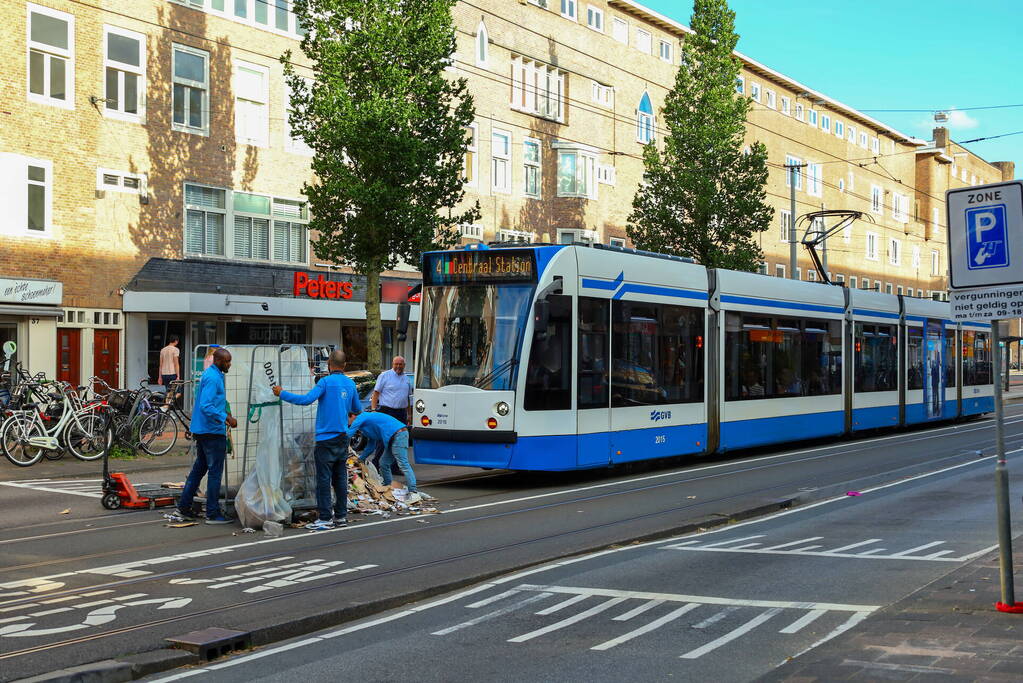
[2,417,1020,664]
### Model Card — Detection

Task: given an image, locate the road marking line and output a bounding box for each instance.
[783,611,872,663]
[892,541,945,557]
[956,543,999,562]
[729,543,763,549]
[663,540,699,548]
[857,549,885,555]
[791,545,823,552]
[613,599,665,622]
[28,607,72,617]
[509,597,626,643]
[680,608,782,659]
[700,535,766,548]
[761,537,823,550]
[466,589,520,609]
[431,592,552,636]
[779,609,827,634]
[828,539,882,553]
[691,606,740,629]
[71,599,115,609]
[662,546,967,562]
[592,603,698,651]
[922,550,956,559]
[0,482,101,499]
[535,594,588,615]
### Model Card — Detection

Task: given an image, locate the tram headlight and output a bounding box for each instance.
[415,399,425,414]
[495,401,510,417]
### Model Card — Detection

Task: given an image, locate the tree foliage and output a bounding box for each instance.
[283,0,480,369]
[627,0,772,271]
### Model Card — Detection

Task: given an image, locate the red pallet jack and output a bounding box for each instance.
[100,444,180,511]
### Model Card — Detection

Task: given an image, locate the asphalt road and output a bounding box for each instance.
[146,445,1019,683]
[3,408,1023,681]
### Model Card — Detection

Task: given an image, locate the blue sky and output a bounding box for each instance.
[642,0,1021,176]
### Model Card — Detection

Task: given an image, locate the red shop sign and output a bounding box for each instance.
[294,272,354,300]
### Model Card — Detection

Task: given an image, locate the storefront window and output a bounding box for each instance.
[225,321,306,346]
[148,319,186,384]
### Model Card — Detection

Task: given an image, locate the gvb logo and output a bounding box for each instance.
[650,410,671,422]
[966,204,1009,270]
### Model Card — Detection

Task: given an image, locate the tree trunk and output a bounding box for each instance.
[365,267,382,371]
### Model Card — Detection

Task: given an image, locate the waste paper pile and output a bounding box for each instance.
[344,453,438,519]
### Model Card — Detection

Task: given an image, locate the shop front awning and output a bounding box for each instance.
[0,304,63,317]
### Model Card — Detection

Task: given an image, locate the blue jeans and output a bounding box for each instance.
[314,435,349,522]
[379,430,415,492]
[179,434,227,518]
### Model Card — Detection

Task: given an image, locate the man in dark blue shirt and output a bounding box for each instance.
[346,410,419,505]
[273,350,362,530]
[170,348,237,524]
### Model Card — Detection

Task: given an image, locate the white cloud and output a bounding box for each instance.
[946,109,979,130]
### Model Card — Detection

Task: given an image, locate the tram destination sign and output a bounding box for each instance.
[423,249,537,286]
[946,180,1023,290]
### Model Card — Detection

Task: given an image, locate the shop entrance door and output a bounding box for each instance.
[57,328,81,386]
[94,330,119,390]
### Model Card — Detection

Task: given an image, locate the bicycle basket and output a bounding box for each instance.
[107,391,133,412]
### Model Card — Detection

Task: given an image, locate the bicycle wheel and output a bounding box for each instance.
[1,415,45,467]
[110,414,131,446]
[138,411,177,456]
[65,413,110,461]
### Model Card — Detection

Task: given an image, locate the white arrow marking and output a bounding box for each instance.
[0,596,192,638]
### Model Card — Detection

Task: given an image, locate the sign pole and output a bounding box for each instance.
[993,319,1016,607]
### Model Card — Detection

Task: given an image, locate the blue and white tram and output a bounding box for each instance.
[411,243,994,471]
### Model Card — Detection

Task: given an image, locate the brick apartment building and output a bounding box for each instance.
[0,0,1014,386]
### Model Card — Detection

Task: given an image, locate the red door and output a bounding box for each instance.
[57,328,81,386]
[94,330,120,391]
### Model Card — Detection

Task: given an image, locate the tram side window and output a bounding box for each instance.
[854,323,898,392]
[724,313,841,401]
[962,331,992,386]
[524,294,572,410]
[906,326,924,390]
[944,329,957,387]
[610,301,704,407]
[578,297,610,409]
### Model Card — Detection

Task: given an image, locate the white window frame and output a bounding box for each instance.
[560,0,577,21]
[183,182,227,257]
[821,114,830,132]
[842,218,851,242]
[871,136,880,154]
[612,17,628,43]
[885,283,893,295]
[491,129,512,194]
[284,77,314,156]
[475,20,489,67]
[590,80,612,107]
[808,109,818,127]
[749,82,760,102]
[232,190,273,261]
[806,162,822,197]
[897,285,903,296]
[780,96,790,115]
[596,164,616,185]
[523,137,541,199]
[735,76,744,95]
[794,103,804,121]
[865,231,879,261]
[96,168,146,195]
[27,4,75,110]
[233,60,269,147]
[892,193,909,223]
[780,209,792,242]
[784,154,803,190]
[932,207,940,234]
[835,120,844,138]
[1,154,54,238]
[889,238,901,266]
[858,131,868,148]
[497,228,535,243]
[635,28,652,54]
[102,25,145,122]
[176,0,306,39]
[912,245,921,268]
[658,39,672,62]
[765,90,776,109]
[807,269,817,282]
[172,43,209,135]
[270,196,309,265]
[870,185,883,215]
[510,56,565,122]
[847,125,856,143]
[931,250,940,276]
[609,237,626,248]
[464,123,479,187]
[775,264,786,278]
[850,276,858,289]
[459,223,483,240]
[586,5,604,31]
[554,143,598,200]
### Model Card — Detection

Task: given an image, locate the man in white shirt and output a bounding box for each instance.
[370,356,413,472]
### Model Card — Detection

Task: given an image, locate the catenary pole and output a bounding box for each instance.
[992,319,1015,606]
[787,164,802,280]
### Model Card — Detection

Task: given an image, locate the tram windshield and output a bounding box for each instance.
[416,284,535,390]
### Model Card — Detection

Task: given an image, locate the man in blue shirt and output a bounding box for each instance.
[346,410,420,505]
[273,350,362,530]
[171,347,237,524]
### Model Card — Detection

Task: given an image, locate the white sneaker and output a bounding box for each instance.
[305,519,335,531]
[406,492,423,505]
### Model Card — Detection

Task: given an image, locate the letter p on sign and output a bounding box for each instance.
[967,204,1009,270]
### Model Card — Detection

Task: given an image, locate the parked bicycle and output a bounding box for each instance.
[93,377,192,456]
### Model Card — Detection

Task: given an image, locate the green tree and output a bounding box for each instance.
[627,0,772,271]
[283,0,480,369]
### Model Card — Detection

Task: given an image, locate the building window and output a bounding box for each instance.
[865,231,879,261]
[847,125,856,143]
[459,223,483,240]
[636,91,654,144]
[491,129,512,194]
[561,0,576,20]
[612,17,628,43]
[889,238,901,266]
[27,4,74,108]
[842,218,851,242]
[497,228,535,243]
[284,78,314,155]
[475,20,488,67]
[835,121,844,138]
[912,245,921,268]
[103,26,145,121]
[779,209,792,242]
[558,228,596,244]
[172,44,209,134]
[808,110,818,127]
[784,154,803,190]
[850,276,857,289]
[807,269,817,282]
[97,168,145,194]
[775,264,786,278]
[596,164,616,185]
[635,29,651,54]
[232,192,271,260]
[609,237,626,248]
[658,40,672,62]
[758,263,768,275]
[892,193,908,222]
[765,90,776,109]
[586,5,603,31]
[749,82,760,102]
[510,56,565,121]
[806,162,822,197]
[885,283,893,295]
[931,250,940,276]
[858,131,868,148]
[870,185,883,215]
[463,123,478,186]
[821,114,830,132]
[184,184,226,256]
[871,137,880,154]
[272,198,308,264]
[523,138,541,198]
[591,81,612,107]
[234,60,268,146]
[21,159,53,235]
[932,207,940,234]
[794,103,804,121]
[556,149,597,199]
[780,96,790,115]
[735,76,744,94]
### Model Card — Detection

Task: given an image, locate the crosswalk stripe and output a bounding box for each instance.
[680,608,782,659]
[613,599,665,622]
[779,609,827,634]
[592,603,699,651]
[431,592,552,636]
[535,594,588,616]
[509,597,626,643]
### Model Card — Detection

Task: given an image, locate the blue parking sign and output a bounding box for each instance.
[966,204,1009,270]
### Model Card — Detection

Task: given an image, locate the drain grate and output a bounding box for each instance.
[166,627,251,661]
